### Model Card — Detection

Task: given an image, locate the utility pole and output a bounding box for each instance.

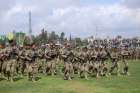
[29,11,32,36]
[28,11,33,44]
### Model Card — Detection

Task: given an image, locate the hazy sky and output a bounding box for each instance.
[0,0,140,38]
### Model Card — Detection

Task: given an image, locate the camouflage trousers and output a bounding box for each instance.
[73,62,80,74]
[17,60,26,76]
[88,61,96,77]
[109,60,120,75]
[63,62,74,80]
[122,59,129,75]
[99,61,108,77]
[6,59,16,82]
[37,58,46,73]
[79,63,89,80]
[45,60,57,76]
[27,63,38,82]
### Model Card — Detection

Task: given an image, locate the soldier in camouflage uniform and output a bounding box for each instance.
[109,47,120,76]
[25,47,38,82]
[121,46,130,75]
[99,47,108,77]
[87,47,100,78]
[72,48,81,75]
[18,47,26,77]
[37,47,46,74]
[87,48,95,77]
[0,49,9,79]
[0,49,5,77]
[79,47,89,80]
[61,46,74,80]
[45,44,57,76]
[6,46,18,82]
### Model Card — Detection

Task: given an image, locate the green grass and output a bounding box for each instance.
[0,60,140,93]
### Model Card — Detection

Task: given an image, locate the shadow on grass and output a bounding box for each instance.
[35,76,41,81]
[0,78,6,81]
[14,77,23,81]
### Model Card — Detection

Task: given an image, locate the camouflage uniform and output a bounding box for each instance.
[6,46,17,82]
[109,48,120,76]
[72,50,80,75]
[121,48,129,75]
[45,48,57,76]
[99,48,108,76]
[25,48,38,81]
[62,48,74,80]
[38,48,46,74]
[79,47,89,80]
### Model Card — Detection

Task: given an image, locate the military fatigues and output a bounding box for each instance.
[121,48,129,75]
[45,49,57,76]
[99,49,108,76]
[109,49,120,75]
[63,49,75,80]
[6,47,17,82]
[78,49,89,80]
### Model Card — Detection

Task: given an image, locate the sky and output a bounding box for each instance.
[0,0,140,38]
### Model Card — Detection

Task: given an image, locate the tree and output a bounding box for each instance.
[15,32,25,46]
[75,37,83,46]
[33,28,48,45]
[40,28,48,43]
[48,31,56,42]
[24,36,31,45]
[60,32,65,42]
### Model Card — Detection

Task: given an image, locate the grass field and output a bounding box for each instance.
[0,60,140,93]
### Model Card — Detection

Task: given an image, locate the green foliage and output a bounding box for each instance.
[48,31,57,42]
[0,35,6,45]
[75,38,83,47]
[15,32,25,46]
[33,29,48,45]
[23,36,31,45]
[60,32,65,42]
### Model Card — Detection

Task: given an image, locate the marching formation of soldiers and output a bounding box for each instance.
[0,43,140,82]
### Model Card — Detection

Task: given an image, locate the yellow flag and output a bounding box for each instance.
[6,32,14,40]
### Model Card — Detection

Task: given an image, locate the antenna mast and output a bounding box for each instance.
[28,11,33,44]
[29,11,32,37]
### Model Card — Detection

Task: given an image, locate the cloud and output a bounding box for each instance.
[0,0,79,35]
[44,4,140,38]
[122,0,140,9]
[0,0,140,38]
[0,0,15,14]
